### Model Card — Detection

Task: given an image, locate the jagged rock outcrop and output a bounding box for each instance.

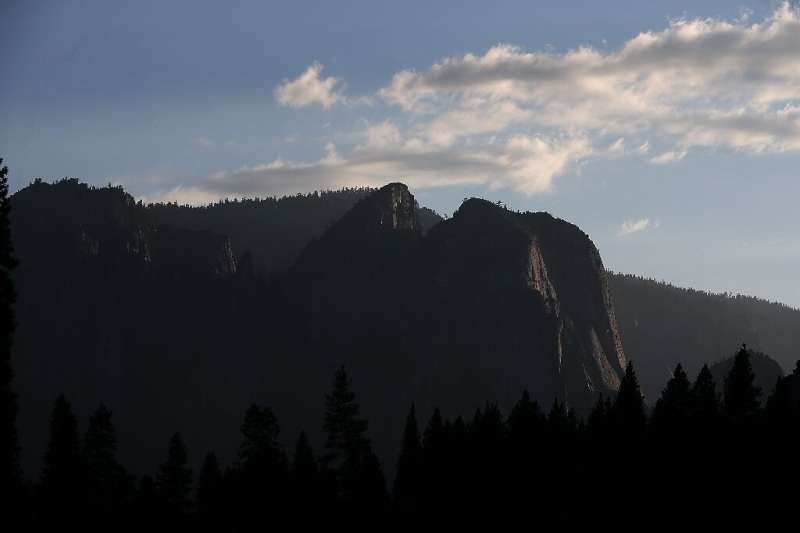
[416,198,626,410]
[10,179,624,477]
[264,185,628,472]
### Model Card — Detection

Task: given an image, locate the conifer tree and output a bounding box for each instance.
[613,362,646,437]
[393,404,422,512]
[196,452,222,519]
[507,390,543,448]
[234,404,288,522]
[84,404,130,516]
[691,364,720,420]
[652,363,692,434]
[723,344,761,420]
[292,430,318,489]
[156,432,192,515]
[322,366,371,501]
[0,159,19,497]
[41,394,84,518]
[239,404,283,470]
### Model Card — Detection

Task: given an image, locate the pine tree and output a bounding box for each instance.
[84,404,130,516]
[393,404,422,512]
[652,363,692,434]
[587,396,613,442]
[232,404,288,523]
[156,433,192,515]
[40,394,84,518]
[723,344,761,420]
[0,159,19,497]
[239,404,283,469]
[322,366,371,502]
[691,364,720,420]
[292,431,318,488]
[196,452,222,519]
[508,390,543,449]
[613,362,646,437]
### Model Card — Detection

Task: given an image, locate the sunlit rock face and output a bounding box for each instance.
[10,179,626,476]
[416,197,626,410]
[282,184,627,471]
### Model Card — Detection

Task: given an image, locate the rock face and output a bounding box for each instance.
[281,187,626,434]
[10,179,625,476]
[413,197,626,411]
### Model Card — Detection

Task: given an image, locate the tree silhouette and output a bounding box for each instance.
[196,452,222,525]
[691,364,720,420]
[652,363,692,434]
[40,394,84,521]
[83,404,131,520]
[156,432,192,516]
[0,159,19,501]
[291,430,323,517]
[393,404,422,514]
[723,344,761,420]
[232,404,288,523]
[322,366,370,499]
[613,362,646,438]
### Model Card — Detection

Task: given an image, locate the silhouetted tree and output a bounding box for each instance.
[507,390,543,449]
[723,344,761,420]
[156,433,192,516]
[196,452,222,524]
[239,404,284,470]
[40,394,84,521]
[0,159,19,501]
[83,404,131,521]
[652,363,692,434]
[691,364,720,421]
[291,430,323,517]
[613,362,646,438]
[322,366,372,504]
[393,404,422,514]
[232,404,288,523]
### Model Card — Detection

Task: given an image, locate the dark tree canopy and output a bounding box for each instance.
[393,404,422,512]
[723,345,762,420]
[613,362,646,437]
[156,433,192,515]
[0,159,18,495]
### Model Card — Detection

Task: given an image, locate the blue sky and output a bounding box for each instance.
[2,1,800,306]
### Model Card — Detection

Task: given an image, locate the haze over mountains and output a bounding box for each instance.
[10,179,799,475]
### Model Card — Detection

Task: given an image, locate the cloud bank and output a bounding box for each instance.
[161,4,800,202]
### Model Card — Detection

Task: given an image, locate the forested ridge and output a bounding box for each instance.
[3,173,800,528]
[610,272,800,400]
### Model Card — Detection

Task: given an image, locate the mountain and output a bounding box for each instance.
[609,273,800,400]
[273,186,627,471]
[10,179,623,477]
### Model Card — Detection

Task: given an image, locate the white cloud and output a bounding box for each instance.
[650,149,687,164]
[618,218,657,237]
[182,3,800,201]
[379,3,800,155]
[146,132,589,204]
[274,62,344,109]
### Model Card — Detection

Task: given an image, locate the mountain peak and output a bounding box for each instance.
[372,182,417,231]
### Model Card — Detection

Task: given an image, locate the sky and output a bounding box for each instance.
[2,0,800,306]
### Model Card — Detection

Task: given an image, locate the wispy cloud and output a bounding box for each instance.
[165,3,800,202]
[618,218,658,237]
[650,149,687,164]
